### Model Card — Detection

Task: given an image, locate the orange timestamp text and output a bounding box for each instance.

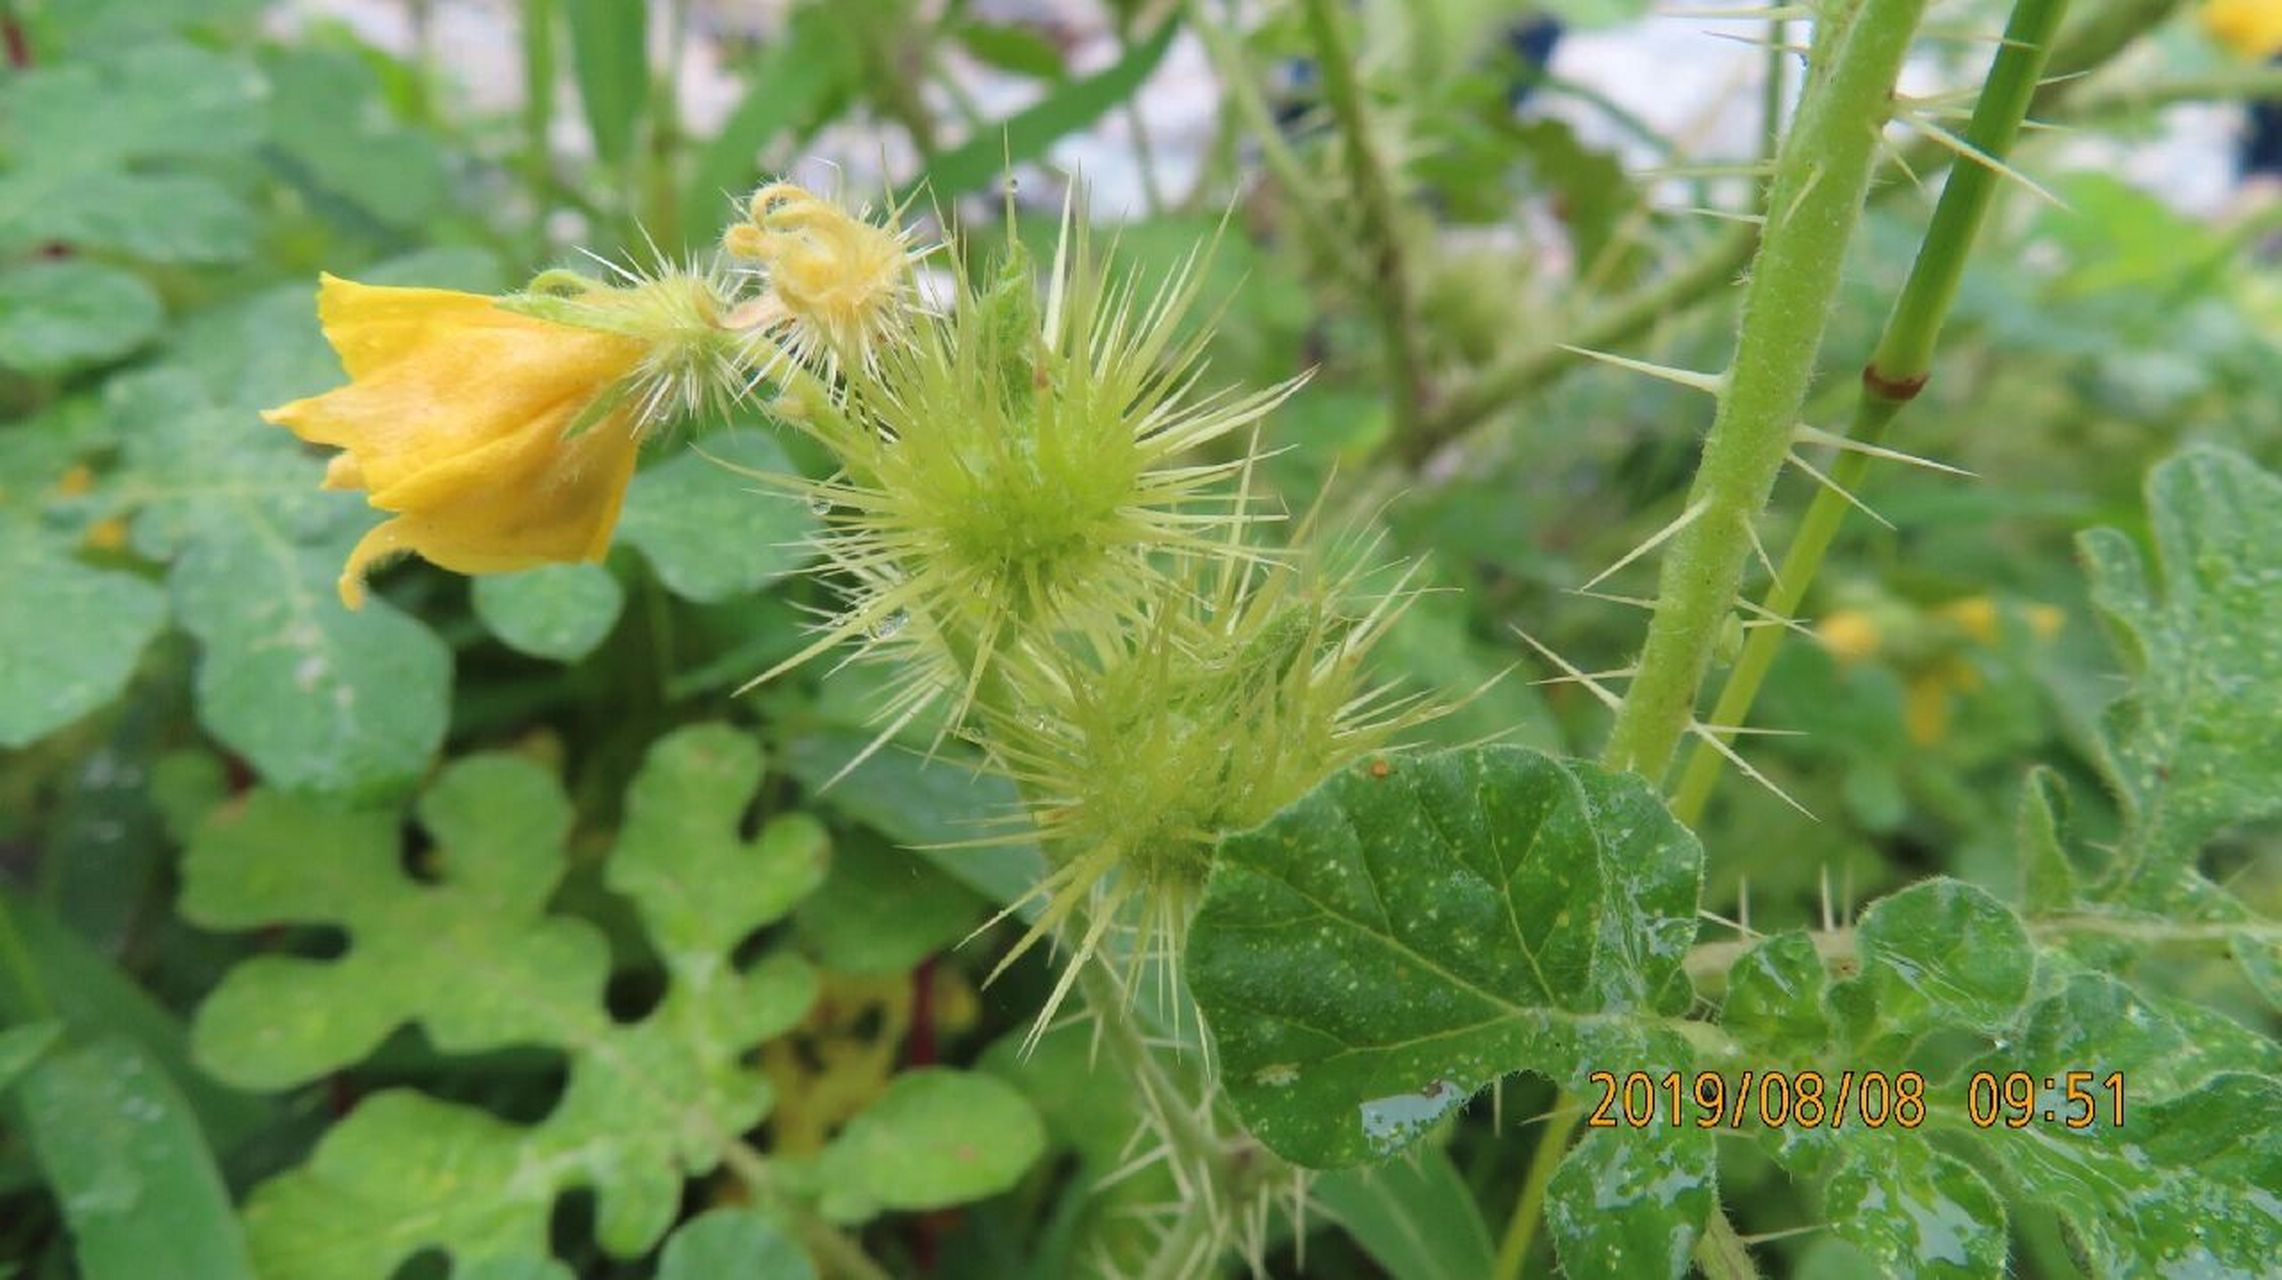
[1584,1069,2129,1130]
[1584,1069,1927,1129]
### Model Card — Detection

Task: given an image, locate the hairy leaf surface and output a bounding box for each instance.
[1186,745,1706,1274]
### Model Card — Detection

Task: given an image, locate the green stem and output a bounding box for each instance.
[1126,101,1169,214]
[1138,1197,1218,1280]
[1490,1095,1582,1280]
[520,0,560,256]
[1601,0,1932,780]
[1669,0,2072,823]
[1075,958,1226,1184]
[1399,224,1756,465]
[644,0,690,254]
[1297,0,1432,432]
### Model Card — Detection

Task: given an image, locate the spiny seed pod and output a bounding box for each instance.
[979,533,1441,1038]
[745,202,1301,730]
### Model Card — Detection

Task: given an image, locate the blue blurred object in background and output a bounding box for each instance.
[1506,16,1563,107]
[2248,57,2282,176]
[1269,13,1563,132]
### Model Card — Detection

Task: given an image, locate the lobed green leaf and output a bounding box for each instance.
[184,726,834,1277]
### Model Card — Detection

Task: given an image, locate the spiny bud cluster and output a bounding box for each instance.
[719,188,1443,1014]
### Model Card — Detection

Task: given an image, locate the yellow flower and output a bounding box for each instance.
[1937,595,2000,646]
[2206,0,2282,57]
[264,275,649,609]
[1816,608,1884,663]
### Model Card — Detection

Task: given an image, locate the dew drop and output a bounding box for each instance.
[807,493,833,516]
[869,608,910,640]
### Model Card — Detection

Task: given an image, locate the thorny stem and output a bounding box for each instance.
[1403,0,2188,464]
[1601,0,1933,781]
[1076,958,1228,1195]
[1139,1196,1220,1280]
[1297,0,1433,433]
[1670,0,2072,824]
[1489,1096,1583,1280]
[924,547,1243,1274]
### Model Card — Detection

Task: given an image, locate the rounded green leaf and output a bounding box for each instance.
[1835,879,2031,1048]
[0,260,163,375]
[1721,932,1833,1059]
[1185,745,1701,1168]
[813,1068,1046,1223]
[794,829,985,974]
[619,428,818,603]
[0,531,167,748]
[1823,1143,2005,1278]
[1545,1127,1715,1280]
[658,1209,814,1280]
[173,526,451,795]
[472,563,625,662]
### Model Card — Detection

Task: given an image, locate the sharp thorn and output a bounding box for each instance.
[1788,448,1895,530]
[1901,113,2066,209]
[1687,721,1815,818]
[1580,498,1710,592]
[1511,628,1626,713]
[1793,424,1975,476]
[1558,345,1728,396]
[1742,516,1782,589]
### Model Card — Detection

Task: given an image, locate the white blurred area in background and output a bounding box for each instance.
[268,0,2249,226]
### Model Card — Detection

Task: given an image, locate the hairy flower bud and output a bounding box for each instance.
[723,182,917,376]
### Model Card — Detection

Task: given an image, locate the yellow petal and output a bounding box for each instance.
[272,275,654,608]
[268,277,644,499]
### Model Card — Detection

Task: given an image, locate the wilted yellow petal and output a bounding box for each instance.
[264,275,650,609]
